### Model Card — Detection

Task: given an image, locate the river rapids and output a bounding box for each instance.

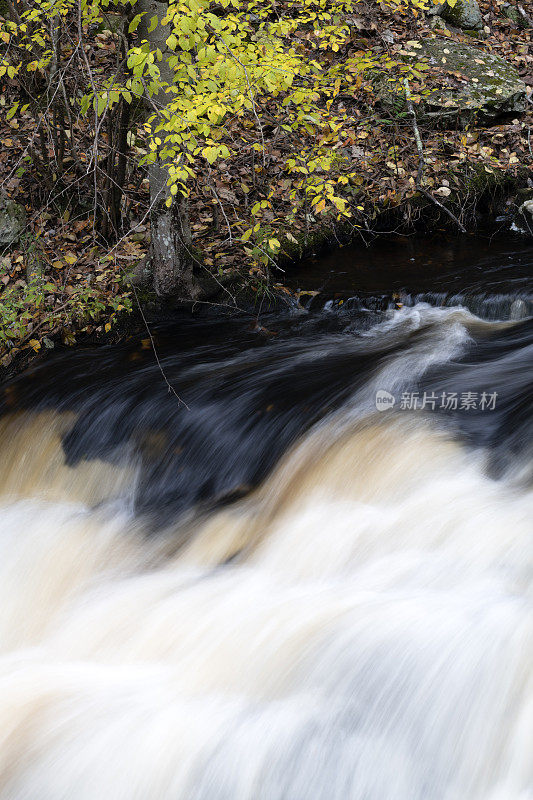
[0,269,531,799]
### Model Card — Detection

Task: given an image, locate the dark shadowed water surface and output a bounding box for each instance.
[293,234,532,294]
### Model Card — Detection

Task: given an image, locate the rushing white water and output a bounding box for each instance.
[0,305,531,800]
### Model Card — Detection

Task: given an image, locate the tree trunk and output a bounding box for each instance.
[150,172,197,297]
[137,1,200,299]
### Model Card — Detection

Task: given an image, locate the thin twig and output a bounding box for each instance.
[128,281,190,409]
[404,79,466,234]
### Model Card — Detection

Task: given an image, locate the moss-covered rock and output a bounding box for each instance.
[0,195,25,248]
[442,0,482,29]
[427,0,482,28]
[501,3,531,28]
[413,39,527,123]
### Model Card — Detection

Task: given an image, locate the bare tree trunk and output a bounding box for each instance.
[137,0,199,299]
[150,169,196,297]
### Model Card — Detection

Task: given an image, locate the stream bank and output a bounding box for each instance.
[0,0,532,367]
[2,233,531,384]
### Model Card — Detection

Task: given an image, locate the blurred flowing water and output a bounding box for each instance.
[0,240,531,799]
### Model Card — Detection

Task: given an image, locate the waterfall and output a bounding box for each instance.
[0,300,531,800]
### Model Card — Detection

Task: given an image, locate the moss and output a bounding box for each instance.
[459,163,508,192]
[277,224,343,267]
[502,4,530,28]
[441,0,482,29]
[97,12,125,34]
[0,197,26,249]
[409,39,527,123]
[454,162,528,198]
[462,28,485,37]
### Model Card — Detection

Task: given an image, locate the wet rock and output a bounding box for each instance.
[0,194,26,248]
[517,199,533,236]
[520,198,533,216]
[412,39,527,123]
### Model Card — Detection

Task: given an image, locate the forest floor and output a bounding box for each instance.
[0,0,532,370]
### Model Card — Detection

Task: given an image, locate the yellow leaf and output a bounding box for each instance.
[28,339,41,351]
[105,323,111,332]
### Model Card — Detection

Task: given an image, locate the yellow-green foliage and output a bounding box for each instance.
[0,0,431,264]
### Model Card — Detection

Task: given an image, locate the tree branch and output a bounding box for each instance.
[404,79,466,234]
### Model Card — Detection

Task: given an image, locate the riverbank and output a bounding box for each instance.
[0,0,532,366]
[2,231,531,385]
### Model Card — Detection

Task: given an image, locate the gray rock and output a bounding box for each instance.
[426,1,445,15]
[128,255,152,288]
[508,199,533,238]
[441,0,482,29]
[0,194,26,247]
[428,14,449,28]
[404,39,527,123]
[519,199,533,230]
[98,12,125,34]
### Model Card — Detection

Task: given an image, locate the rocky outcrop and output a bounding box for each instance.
[408,39,527,123]
[0,195,25,248]
[444,0,482,29]
[427,0,482,30]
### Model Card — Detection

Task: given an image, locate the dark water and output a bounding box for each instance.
[293,235,533,319]
[2,239,532,525]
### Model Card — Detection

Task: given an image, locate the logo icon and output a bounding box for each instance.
[375,390,395,411]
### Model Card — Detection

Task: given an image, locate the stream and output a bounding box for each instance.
[0,237,531,799]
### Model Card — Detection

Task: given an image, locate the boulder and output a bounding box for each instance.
[427,0,482,29]
[408,39,527,123]
[0,194,26,248]
[426,1,444,15]
[443,0,482,29]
